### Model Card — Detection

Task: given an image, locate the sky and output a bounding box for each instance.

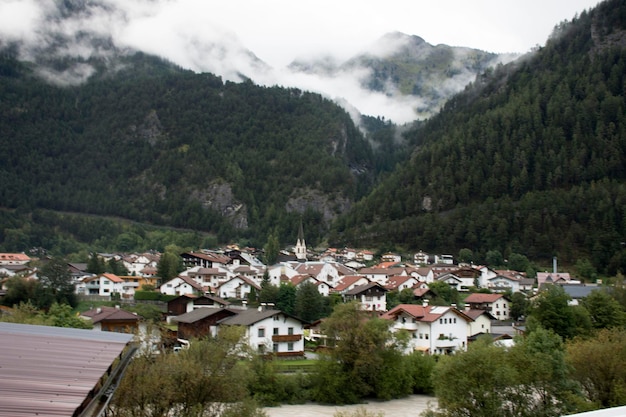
[0,0,603,123]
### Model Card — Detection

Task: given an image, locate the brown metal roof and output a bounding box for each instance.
[0,322,133,417]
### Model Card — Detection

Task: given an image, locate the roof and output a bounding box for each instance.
[333,275,369,292]
[101,272,123,283]
[0,322,133,417]
[81,306,140,323]
[464,293,506,304]
[383,304,473,323]
[220,308,283,326]
[345,281,388,295]
[464,308,497,321]
[0,253,31,262]
[173,307,238,324]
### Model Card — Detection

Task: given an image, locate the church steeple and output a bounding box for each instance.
[295,219,307,261]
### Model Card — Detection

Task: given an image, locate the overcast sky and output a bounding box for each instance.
[0,0,603,123]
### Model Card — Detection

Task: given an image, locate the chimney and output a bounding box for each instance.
[422,299,429,308]
[553,257,557,274]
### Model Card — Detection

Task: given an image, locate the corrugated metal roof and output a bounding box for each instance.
[0,322,133,417]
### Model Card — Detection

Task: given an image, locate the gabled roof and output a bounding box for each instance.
[345,281,388,295]
[101,273,123,283]
[218,275,261,290]
[290,274,317,286]
[383,304,473,323]
[385,275,417,290]
[81,306,139,324]
[173,307,238,324]
[219,308,285,326]
[464,293,506,304]
[464,308,497,321]
[0,253,31,262]
[333,275,369,292]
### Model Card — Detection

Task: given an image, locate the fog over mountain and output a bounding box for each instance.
[0,0,584,123]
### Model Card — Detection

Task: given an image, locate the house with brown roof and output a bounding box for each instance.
[166,294,231,316]
[80,306,140,333]
[173,307,239,340]
[160,275,204,296]
[181,251,231,269]
[383,303,472,354]
[463,293,511,320]
[344,282,388,311]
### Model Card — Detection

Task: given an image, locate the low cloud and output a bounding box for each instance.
[0,0,497,124]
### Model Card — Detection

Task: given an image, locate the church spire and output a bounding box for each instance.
[295,218,307,261]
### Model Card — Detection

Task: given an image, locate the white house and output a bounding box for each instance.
[332,275,371,294]
[383,303,472,355]
[344,282,388,311]
[160,275,203,296]
[217,275,261,300]
[219,308,305,357]
[289,274,332,297]
[464,308,496,337]
[78,273,136,298]
[463,293,511,320]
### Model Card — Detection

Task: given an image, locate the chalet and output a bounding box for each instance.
[344,282,388,311]
[80,306,140,333]
[435,267,481,292]
[173,307,239,340]
[166,294,230,316]
[186,267,229,289]
[381,252,402,263]
[181,251,231,269]
[383,303,472,355]
[220,308,306,357]
[292,261,356,286]
[537,271,578,288]
[463,293,511,320]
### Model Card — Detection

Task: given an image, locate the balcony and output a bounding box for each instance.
[272,334,301,342]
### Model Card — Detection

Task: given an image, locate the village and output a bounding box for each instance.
[0,226,596,358]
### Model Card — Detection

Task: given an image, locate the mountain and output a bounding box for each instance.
[0,49,374,249]
[289,32,514,120]
[332,0,626,274]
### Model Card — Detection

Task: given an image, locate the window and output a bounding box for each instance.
[439,319,443,324]
[287,342,294,351]
[425,334,429,340]
[273,328,279,335]
[273,315,280,321]
[258,328,265,337]
[273,343,278,352]
[453,318,457,324]
[288,327,294,335]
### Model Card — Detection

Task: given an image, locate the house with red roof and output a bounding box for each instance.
[383,303,472,355]
[159,275,204,296]
[0,253,31,265]
[385,275,421,292]
[332,275,370,294]
[463,293,511,320]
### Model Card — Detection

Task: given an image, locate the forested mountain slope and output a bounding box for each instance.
[331,0,626,274]
[0,51,373,247]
